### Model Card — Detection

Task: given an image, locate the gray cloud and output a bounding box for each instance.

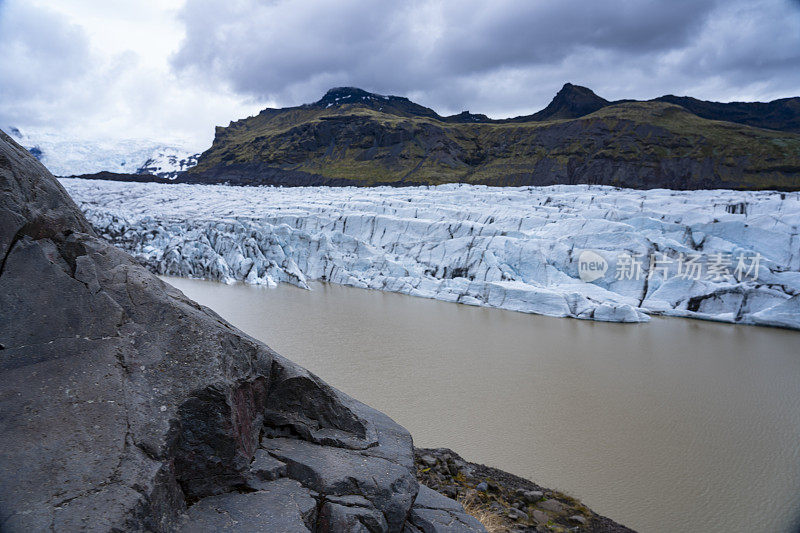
[0,1,91,124]
[1,0,798,144]
[172,0,800,117]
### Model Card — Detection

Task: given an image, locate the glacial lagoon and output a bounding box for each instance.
[164,276,800,533]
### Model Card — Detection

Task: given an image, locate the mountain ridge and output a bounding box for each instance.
[653,93,800,133]
[230,83,800,132]
[181,85,800,190]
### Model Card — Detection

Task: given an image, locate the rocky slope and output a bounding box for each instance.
[182,85,800,190]
[652,94,800,134]
[62,178,800,330]
[414,448,634,533]
[0,129,491,531]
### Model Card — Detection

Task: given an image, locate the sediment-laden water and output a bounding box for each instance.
[164,276,800,533]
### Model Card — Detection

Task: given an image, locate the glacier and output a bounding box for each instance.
[60,178,800,329]
[6,127,200,179]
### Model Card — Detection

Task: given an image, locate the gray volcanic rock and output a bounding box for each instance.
[405,486,485,533]
[178,479,317,532]
[318,494,390,532]
[0,129,483,531]
[262,437,417,531]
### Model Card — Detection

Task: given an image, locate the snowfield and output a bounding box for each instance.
[7,128,200,178]
[61,179,800,329]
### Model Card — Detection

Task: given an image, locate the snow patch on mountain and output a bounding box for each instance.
[6,127,201,178]
[60,179,800,329]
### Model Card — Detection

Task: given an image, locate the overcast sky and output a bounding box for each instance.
[1,0,799,148]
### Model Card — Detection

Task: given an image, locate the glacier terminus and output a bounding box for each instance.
[61,179,800,330]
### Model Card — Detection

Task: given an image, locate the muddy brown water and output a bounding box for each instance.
[163,276,800,533]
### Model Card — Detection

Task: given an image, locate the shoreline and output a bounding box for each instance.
[414,447,634,532]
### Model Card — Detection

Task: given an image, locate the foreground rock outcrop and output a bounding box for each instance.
[0,130,485,531]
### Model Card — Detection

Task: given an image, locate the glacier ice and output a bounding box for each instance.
[6,128,200,178]
[60,179,800,329]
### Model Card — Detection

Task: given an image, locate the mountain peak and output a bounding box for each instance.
[310,87,439,118]
[443,111,491,123]
[541,83,609,119]
[316,87,391,107]
[557,82,595,96]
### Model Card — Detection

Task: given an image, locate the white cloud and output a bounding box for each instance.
[0,0,267,148]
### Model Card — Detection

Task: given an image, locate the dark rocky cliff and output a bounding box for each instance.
[0,130,485,532]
